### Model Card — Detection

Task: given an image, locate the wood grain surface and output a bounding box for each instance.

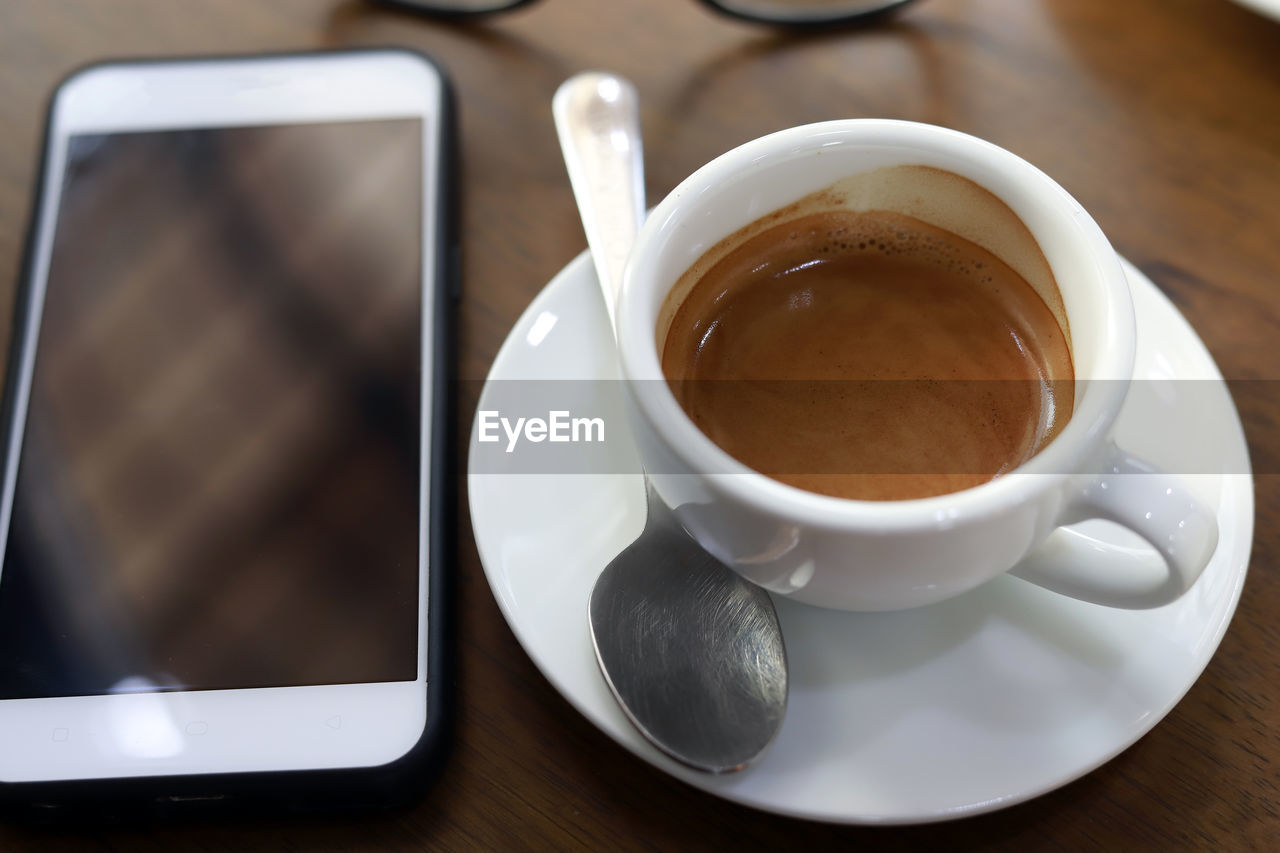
[0,0,1277,848]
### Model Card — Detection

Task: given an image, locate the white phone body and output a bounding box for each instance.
[0,51,452,804]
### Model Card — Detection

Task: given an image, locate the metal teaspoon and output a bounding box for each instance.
[552,71,788,774]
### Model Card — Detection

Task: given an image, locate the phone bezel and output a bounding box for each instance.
[0,49,455,807]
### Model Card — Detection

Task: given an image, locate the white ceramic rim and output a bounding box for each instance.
[618,119,1135,533]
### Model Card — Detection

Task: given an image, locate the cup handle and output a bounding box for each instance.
[1009,443,1220,608]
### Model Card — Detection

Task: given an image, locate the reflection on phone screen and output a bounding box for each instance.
[0,119,424,699]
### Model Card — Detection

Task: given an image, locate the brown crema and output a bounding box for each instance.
[660,209,1074,501]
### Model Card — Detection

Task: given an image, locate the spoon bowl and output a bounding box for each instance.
[588,484,787,773]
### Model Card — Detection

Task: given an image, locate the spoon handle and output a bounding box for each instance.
[553,71,646,336]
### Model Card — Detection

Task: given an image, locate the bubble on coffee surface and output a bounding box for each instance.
[784,215,1004,284]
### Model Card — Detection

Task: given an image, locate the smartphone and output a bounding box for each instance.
[0,50,455,816]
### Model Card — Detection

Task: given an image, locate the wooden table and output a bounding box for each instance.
[0,0,1276,848]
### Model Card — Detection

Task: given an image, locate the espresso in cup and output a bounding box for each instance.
[658,165,1074,501]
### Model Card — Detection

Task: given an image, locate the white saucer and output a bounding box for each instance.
[466,253,1253,825]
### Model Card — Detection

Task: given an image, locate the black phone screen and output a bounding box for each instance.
[0,118,424,699]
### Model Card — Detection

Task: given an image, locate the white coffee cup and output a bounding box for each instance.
[617,119,1218,611]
